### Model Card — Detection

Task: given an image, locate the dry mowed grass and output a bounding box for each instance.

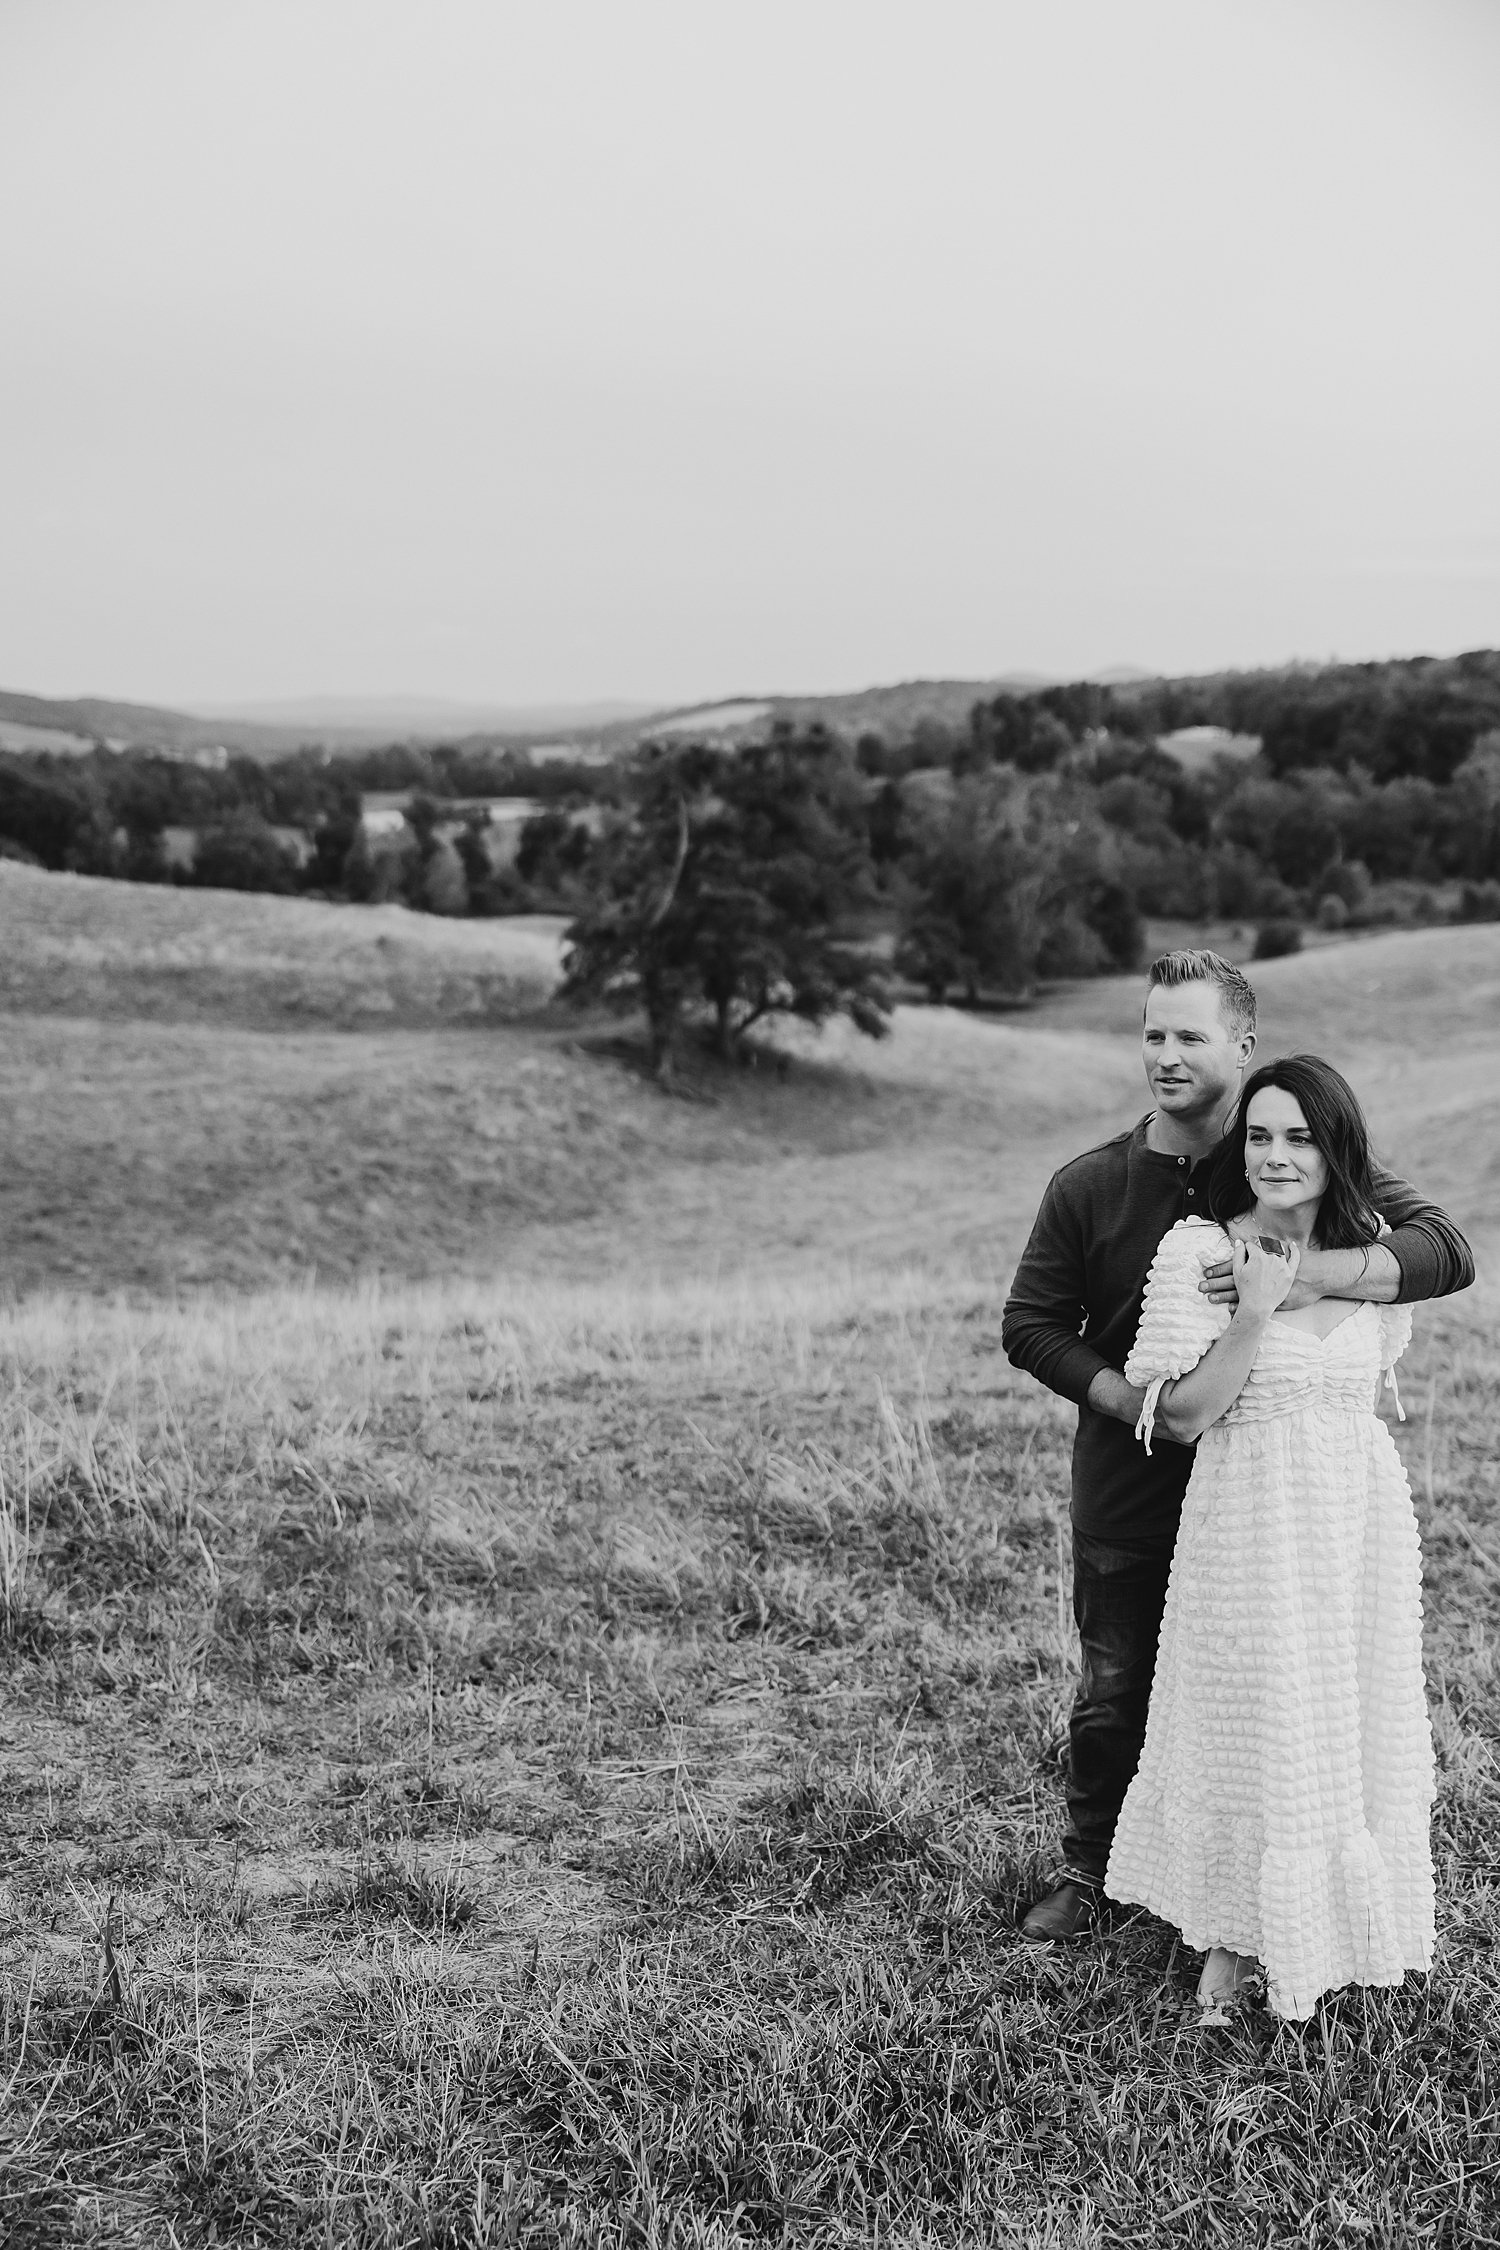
[0,1269,1496,2248]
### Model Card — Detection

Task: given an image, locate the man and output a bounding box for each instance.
[1002,948,1474,1941]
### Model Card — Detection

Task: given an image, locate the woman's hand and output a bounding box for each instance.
[1233,1235,1300,1318]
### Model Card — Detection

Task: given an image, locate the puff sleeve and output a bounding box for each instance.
[1123,1219,1234,1454]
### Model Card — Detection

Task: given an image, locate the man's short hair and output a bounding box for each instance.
[1145,949,1257,1040]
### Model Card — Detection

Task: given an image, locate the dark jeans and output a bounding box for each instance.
[1061,1528,1175,1887]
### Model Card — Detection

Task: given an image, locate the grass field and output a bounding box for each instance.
[3,870,1497,1297]
[0,872,1497,2244]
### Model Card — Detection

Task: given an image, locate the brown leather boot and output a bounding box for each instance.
[1019,1877,1104,1942]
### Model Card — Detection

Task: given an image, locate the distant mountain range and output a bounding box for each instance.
[629,668,1154,746]
[0,667,1155,761]
[0,687,676,759]
[200,693,668,735]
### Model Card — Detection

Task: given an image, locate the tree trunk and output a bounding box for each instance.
[647,991,680,1085]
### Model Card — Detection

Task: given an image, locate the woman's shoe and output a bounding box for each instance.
[1196,1946,1261,2018]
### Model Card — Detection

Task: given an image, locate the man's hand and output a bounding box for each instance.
[1198,1252,1241,1309]
[1086,1367,1148,1427]
[1273,1271,1328,1311]
[1199,1253,1324,1312]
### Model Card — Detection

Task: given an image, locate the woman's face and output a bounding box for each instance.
[1244,1085,1330,1225]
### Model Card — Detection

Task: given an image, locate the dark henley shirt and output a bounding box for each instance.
[1001,1114,1475,1545]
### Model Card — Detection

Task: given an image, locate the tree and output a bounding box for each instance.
[896,771,1050,1002]
[193,809,299,893]
[420,836,469,915]
[307,809,360,893]
[897,770,1142,1001]
[1254,918,1303,960]
[399,791,442,909]
[1079,876,1144,971]
[0,757,116,872]
[515,808,593,901]
[562,728,890,1080]
[343,823,415,903]
[1447,735,1500,880]
[867,778,906,866]
[122,826,171,884]
[455,810,495,901]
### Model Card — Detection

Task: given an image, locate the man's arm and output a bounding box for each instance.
[1086,1366,1148,1428]
[1198,1169,1475,1310]
[1368,1167,1475,1302]
[1201,1238,1400,1309]
[1280,1240,1400,1310]
[1002,1174,1115,1410]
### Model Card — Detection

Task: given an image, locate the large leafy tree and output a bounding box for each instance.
[192,809,300,894]
[895,771,1049,1003]
[563,725,890,1080]
[897,769,1141,1003]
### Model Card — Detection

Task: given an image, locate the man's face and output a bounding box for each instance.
[1141,980,1254,1126]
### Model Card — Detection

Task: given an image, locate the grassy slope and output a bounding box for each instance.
[5,869,1497,1297]
[2,866,1151,1295]
[0,874,1496,2243]
[0,688,320,760]
[0,863,566,1029]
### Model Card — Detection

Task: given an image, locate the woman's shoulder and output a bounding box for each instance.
[1153,1216,1231,1268]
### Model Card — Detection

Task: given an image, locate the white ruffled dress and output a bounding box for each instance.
[1105,1217,1436,2020]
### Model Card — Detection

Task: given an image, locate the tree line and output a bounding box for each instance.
[966,648,1500,786]
[566,705,1500,1075]
[0,741,615,900]
[4,652,1500,1076]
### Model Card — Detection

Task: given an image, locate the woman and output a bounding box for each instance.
[1105,1055,1435,2021]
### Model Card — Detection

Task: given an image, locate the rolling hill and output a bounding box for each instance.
[6,648,1499,771]
[0,669,1136,762]
[608,668,1155,749]
[0,685,330,759]
[0,862,1492,1297]
[0,685,669,760]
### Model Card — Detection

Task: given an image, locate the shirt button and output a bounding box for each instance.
[1187,1188,1195,1197]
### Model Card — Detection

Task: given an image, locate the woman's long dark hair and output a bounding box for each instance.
[1209,1054,1383,1249]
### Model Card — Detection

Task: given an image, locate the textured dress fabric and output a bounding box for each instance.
[1104,1218,1436,2020]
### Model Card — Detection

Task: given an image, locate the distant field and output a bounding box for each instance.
[0,718,96,755]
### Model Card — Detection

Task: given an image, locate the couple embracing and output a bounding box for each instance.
[1002,949,1474,2019]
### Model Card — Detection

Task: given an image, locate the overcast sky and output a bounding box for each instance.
[2,0,1497,710]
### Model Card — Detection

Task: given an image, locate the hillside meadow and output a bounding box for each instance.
[3,866,1497,1296]
[0,870,1496,2245]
